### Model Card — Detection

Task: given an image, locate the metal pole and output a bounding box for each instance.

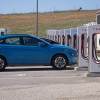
[36,0,39,36]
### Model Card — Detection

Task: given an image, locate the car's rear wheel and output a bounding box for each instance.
[0,56,6,71]
[51,55,68,70]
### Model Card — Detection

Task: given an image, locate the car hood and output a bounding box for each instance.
[49,44,78,57]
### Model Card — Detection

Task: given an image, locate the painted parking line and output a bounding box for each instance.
[17,74,26,77]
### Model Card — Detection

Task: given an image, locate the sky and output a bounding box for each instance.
[0,0,100,14]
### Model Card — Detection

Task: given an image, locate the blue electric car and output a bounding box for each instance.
[0,34,77,71]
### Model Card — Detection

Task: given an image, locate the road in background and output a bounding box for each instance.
[0,66,100,100]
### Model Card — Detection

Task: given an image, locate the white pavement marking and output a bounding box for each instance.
[17,74,26,77]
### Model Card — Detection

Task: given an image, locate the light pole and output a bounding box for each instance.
[36,0,39,36]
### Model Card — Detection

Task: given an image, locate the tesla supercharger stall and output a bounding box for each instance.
[52,30,56,41]
[88,25,100,73]
[96,11,100,24]
[55,30,61,43]
[71,28,78,50]
[64,29,71,45]
[47,30,52,40]
[56,30,62,44]
[47,30,50,39]
[53,30,58,42]
[47,30,56,41]
[60,29,66,45]
[55,29,63,44]
[65,29,72,47]
[78,26,88,69]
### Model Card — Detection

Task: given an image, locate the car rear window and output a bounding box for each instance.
[41,38,59,44]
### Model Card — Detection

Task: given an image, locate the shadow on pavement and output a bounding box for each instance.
[3,66,74,72]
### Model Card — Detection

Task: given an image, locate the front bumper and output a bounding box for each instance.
[68,56,78,65]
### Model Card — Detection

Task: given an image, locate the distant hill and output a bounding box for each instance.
[0,10,97,36]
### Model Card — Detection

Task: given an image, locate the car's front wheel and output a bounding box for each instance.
[0,56,6,71]
[51,55,68,70]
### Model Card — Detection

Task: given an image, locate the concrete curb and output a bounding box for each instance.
[87,72,100,77]
[74,67,88,71]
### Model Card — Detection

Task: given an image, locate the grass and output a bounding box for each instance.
[0,10,97,36]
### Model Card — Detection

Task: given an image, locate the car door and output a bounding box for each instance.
[20,36,50,65]
[1,36,26,65]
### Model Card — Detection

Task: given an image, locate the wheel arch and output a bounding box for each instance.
[0,55,7,66]
[50,53,69,65]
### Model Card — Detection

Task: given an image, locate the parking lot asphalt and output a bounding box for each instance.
[0,66,100,100]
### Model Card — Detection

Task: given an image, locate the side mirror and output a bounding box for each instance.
[38,42,48,47]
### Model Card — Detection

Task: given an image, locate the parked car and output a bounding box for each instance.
[0,34,77,71]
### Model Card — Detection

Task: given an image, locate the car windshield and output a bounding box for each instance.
[41,38,59,44]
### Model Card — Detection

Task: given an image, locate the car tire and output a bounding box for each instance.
[51,55,68,70]
[0,56,6,71]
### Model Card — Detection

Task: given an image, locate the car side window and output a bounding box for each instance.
[5,37,21,45]
[23,36,41,46]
